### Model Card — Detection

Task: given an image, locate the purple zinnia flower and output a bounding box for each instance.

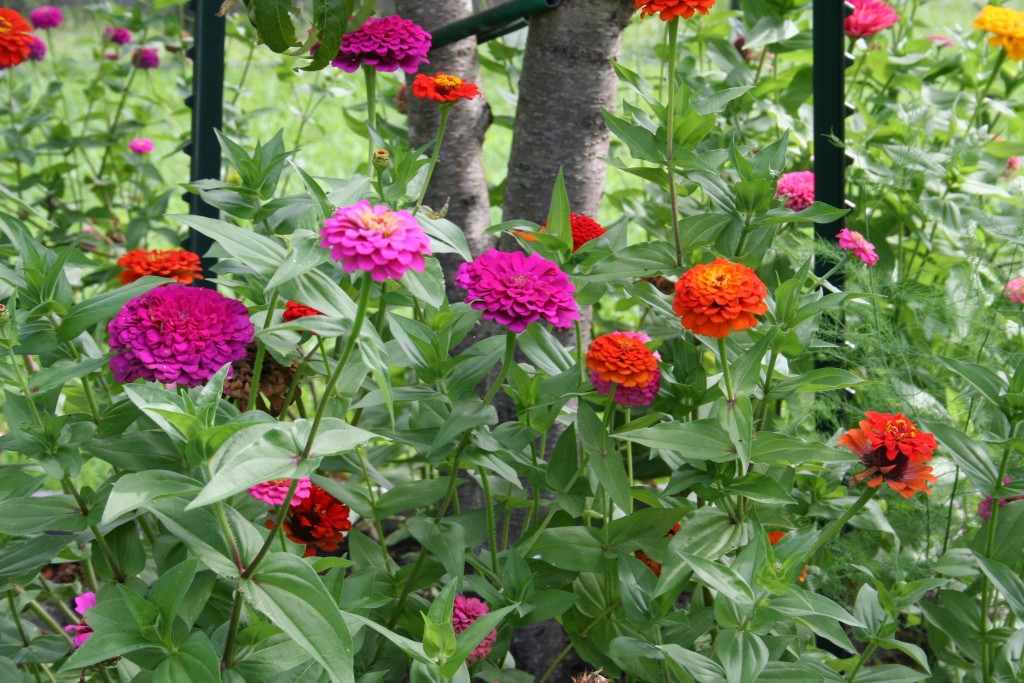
[28,36,46,61]
[29,6,63,30]
[456,249,580,334]
[776,171,815,212]
[589,332,662,407]
[108,284,254,387]
[64,591,95,649]
[333,15,431,74]
[320,200,431,282]
[104,26,132,45]
[129,137,153,155]
[249,478,313,506]
[131,47,159,69]
[978,477,1024,520]
[452,595,496,666]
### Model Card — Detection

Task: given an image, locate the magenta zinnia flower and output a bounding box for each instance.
[838,228,879,266]
[129,138,153,155]
[456,249,580,334]
[29,6,63,29]
[1006,277,1024,304]
[104,26,132,45]
[249,477,313,506]
[132,47,159,69]
[28,36,46,61]
[333,15,431,74]
[453,595,497,666]
[108,284,254,387]
[589,332,662,407]
[64,591,96,649]
[845,0,900,38]
[776,171,815,211]
[978,478,1024,520]
[320,201,431,282]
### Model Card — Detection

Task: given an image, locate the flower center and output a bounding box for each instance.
[359,208,397,236]
[0,18,10,32]
[434,74,463,92]
[613,337,635,349]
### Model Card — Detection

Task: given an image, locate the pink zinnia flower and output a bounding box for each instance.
[1004,156,1022,181]
[64,591,96,649]
[29,6,63,30]
[776,171,815,211]
[320,201,431,282]
[108,283,254,387]
[927,34,955,48]
[588,331,662,407]
[132,47,159,69]
[838,228,879,266]
[129,138,153,155]
[249,477,313,506]
[28,36,46,61]
[1006,277,1024,304]
[104,26,132,45]
[456,249,580,334]
[452,595,496,666]
[978,478,1024,520]
[333,15,431,74]
[845,0,900,38]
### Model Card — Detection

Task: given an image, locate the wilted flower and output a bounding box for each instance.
[0,9,34,69]
[27,35,45,61]
[29,6,63,30]
[1006,277,1024,303]
[320,200,431,282]
[223,343,298,415]
[587,331,659,389]
[839,411,938,498]
[973,5,1024,61]
[412,73,481,103]
[104,26,132,45]
[456,249,580,333]
[108,284,254,387]
[673,258,768,338]
[270,484,352,557]
[452,595,497,665]
[333,15,431,74]
[116,249,203,285]
[249,478,313,506]
[635,0,717,21]
[128,137,153,155]
[131,47,159,69]
[845,0,900,39]
[978,478,1024,520]
[64,592,96,649]
[776,171,815,212]
[838,228,879,266]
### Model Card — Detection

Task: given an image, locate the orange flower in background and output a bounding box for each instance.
[673,258,767,338]
[117,249,204,285]
[839,412,938,498]
[412,73,481,103]
[586,332,659,388]
[973,5,1024,61]
[768,531,808,582]
[636,523,681,577]
[0,9,34,68]
[635,0,716,21]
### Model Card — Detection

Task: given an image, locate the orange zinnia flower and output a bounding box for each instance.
[839,412,938,498]
[673,258,767,338]
[411,73,481,103]
[586,331,659,388]
[635,0,717,21]
[636,523,681,577]
[0,9,34,69]
[768,531,808,582]
[117,249,204,285]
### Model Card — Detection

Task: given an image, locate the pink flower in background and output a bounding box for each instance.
[456,249,580,333]
[108,284,254,387]
[333,15,431,73]
[131,47,159,69]
[249,478,313,506]
[978,478,1024,520]
[1005,156,1022,179]
[320,201,431,282]
[845,0,900,38]
[28,36,46,61]
[29,6,63,29]
[926,34,955,48]
[1006,277,1024,303]
[104,26,132,45]
[64,591,96,648]
[128,138,153,155]
[776,171,815,211]
[452,595,497,665]
[838,228,879,266]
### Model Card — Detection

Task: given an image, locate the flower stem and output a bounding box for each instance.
[220,585,245,669]
[666,19,682,268]
[415,104,452,213]
[97,66,139,180]
[478,466,499,573]
[800,485,878,572]
[967,48,1007,132]
[63,476,126,583]
[625,408,633,514]
[247,292,280,412]
[717,337,734,401]
[357,446,391,571]
[980,445,1013,681]
[754,349,780,430]
[846,641,878,683]
[364,66,378,174]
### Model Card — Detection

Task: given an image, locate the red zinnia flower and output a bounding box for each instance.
[270,484,352,557]
[0,9,34,69]
[412,73,481,103]
[283,301,324,323]
[838,412,938,498]
[673,258,768,338]
[586,331,659,388]
[635,0,716,21]
[767,531,808,582]
[540,212,607,252]
[117,249,203,285]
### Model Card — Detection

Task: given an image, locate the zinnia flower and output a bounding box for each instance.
[412,73,481,103]
[452,595,497,665]
[635,0,716,21]
[978,477,1024,520]
[108,284,254,387]
[270,484,352,557]
[845,0,900,39]
[767,532,808,582]
[249,477,312,506]
[320,200,431,282]
[28,35,45,61]
[927,34,955,48]
[837,228,879,266]
[838,412,938,498]
[1006,277,1024,303]
[132,47,159,69]
[129,138,153,155]
[0,9,34,69]
[332,15,431,74]
[587,331,659,389]
[635,523,681,577]
[541,212,607,252]
[776,171,815,212]
[973,5,1024,61]
[283,300,324,323]
[456,249,580,334]
[104,26,132,45]
[116,249,203,285]
[64,591,96,649]
[29,6,62,30]
[673,258,768,338]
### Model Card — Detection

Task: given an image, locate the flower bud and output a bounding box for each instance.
[0,303,9,326]
[372,149,390,172]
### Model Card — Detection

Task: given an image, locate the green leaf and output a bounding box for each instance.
[266,229,330,291]
[726,472,795,504]
[579,401,631,514]
[377,477,454,517]
[0,495,86,534]
[57,276,167,342]
[607,507,686,548]
[251,0,297,52]
[765,368,866,399]
[751,433,855,464]
[304,0,348,71]
[276,266,357,320]
[755,660,843,681]
[242,552,354,683]
[406,516,466,579]
[27,356,110,393]
[148,557,200,628]
[531,527,603,571]
[85,431,185,472]
[442,605,516,677]
[693,86,752,115]
[402,257,447,309]
[681,552,754,607]
[975,553,1024,621]
[0,535,74,579]
[147,498,239,578]
[544,168,573,251]
[153,631,222,683]
[615,420,737,462]
[657,644,725,683]
[173,214,286,274]
[346,613,430,664]
[102,471,203,524]
[937,356,1007,413]
[716,630,768,683]
[602,110,664,161]
[850,665,929,683]
[922,420,1000,495]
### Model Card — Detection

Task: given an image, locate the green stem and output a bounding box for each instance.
[364,66,378,173]
[415,105,452,213]
[537,602,620,683]
[484,331,517,406]
[801,486,878,572]
[247,292,280,412]
[625,408,634,515]
[755,349,780,430]
[231,42,257,107]
[214,501,244,571]
[478,466,499,573]
[666,19,682,268]
[357,446,391,571]
[980,445,1013,681]
[846,641,878,683]
[26,598,74,646]
[967,49,1007,132]
[718,337,734,401]
[97,67,139,180]
[7,591,29,645]
[221,586,245,669]
[63,477,126,583]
